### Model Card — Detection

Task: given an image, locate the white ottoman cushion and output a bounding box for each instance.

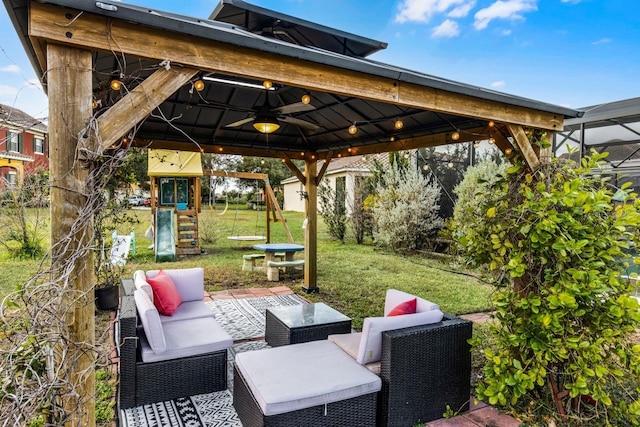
[235,340,381,416]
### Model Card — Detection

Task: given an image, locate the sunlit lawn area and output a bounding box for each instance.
[0,207,493,328]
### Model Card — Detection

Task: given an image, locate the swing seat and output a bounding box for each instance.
[227,235,267,242]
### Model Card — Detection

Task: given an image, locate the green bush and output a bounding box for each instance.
[459,148,640,424]
[373,162,443,252]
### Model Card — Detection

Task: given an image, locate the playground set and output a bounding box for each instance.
[146,149,292,262]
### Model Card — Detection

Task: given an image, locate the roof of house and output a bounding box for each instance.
[282,153,388,184]
[0,103,47,133]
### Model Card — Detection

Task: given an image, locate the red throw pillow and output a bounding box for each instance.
[387,298,417,316]
[146,270,182,316]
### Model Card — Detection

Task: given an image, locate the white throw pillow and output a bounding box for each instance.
[355,309,444,364]
[384,289,439,316]
[133,270,153,302]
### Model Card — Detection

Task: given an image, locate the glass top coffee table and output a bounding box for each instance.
[265,302,352,347]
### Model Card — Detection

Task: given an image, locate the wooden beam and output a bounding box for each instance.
[303,160,318,292]
[506,124,540,171]
[48,44,95,427]
[203,170,268,180]
[30,2,563,131]
[316,150,334,185]
[283,157,306,185]
[94,67,198,151]
[265,182,294,243]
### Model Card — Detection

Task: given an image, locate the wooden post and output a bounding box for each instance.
[303,160,318,292]
[48,44,95,426]
[265,182,271,243]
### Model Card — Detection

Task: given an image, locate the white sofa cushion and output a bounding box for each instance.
[146,268,204,302]
[139,316,233,363]
[134,290,166,353]
[159,300,216,323]
[384,289,439,316]
[133,270,153,302]
[328,332,380,374]
[235,340,381,416]
[355,309,444,364]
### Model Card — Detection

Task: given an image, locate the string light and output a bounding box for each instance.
[488,120,495,128]
[260,159,265,165]
[348,123,358,135]
[110,79,122,91]
[193,79,205,92]
[263,80,273,90]
[394,119,404,130]
[301,94,311,104]
[488,134,495,144]
[390,136,396,142]
[451,131,460,141]
[447,162,454,168]
[347,148,352,153]
[423,164,429,171]
[473,141,480,148]
[505,147,513,156]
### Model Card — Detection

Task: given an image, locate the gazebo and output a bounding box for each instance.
[2,0,581,424]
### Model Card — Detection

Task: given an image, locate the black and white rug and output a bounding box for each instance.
[206,294,307,340]
[120,295,306,426]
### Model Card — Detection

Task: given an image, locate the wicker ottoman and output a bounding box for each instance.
[233,340,381,426]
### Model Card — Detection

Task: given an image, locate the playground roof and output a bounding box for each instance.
[4,0,580,167]
[147,150,204,177]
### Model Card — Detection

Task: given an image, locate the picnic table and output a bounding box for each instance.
[253,243,305,281]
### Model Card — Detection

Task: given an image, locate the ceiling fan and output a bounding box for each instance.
[223,92,320,134]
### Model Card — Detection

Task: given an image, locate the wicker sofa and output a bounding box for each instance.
[117,271,232,410]
[233,290,472,426]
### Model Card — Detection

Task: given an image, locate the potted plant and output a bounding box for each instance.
[95,261,122,311]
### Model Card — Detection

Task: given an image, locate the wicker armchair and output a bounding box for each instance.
[377,314,472,426]
[117,278,228,410]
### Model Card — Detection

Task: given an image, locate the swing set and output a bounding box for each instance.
[204,170,294,244]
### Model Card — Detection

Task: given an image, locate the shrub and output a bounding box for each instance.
[318,182,347,243]
[459,148,640,424]
[349,176,375,244]
[372,162,443,252]
[449,159,509,253]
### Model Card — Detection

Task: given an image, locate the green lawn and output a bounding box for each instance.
[0,208,493,329]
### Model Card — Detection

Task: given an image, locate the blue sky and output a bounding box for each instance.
[1,0,639,120]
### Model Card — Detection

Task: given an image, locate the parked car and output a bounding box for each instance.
[142,197,152,207]
[127,195,145,206]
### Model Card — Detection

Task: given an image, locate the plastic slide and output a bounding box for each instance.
[155,209,176,262]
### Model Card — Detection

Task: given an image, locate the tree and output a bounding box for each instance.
[373,162,443,252]
[458,146,640,424]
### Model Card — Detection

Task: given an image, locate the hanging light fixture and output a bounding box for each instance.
[348,123,358,135]
[253,114,280,134]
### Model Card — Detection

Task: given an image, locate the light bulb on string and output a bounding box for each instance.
[193,79,205,92]
[451,131,460,141]
[394,119,404,130]
[301,94,311,104]
[348,123,358,135]
[110,79,122,91]
[505,148,513,156]
[263,80,273,90]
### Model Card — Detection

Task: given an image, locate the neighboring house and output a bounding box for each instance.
[0,103,48,188]
[283,154,386,214]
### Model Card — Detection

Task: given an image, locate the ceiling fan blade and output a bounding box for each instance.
[279,116,321,131]
[273,102,316,115]
[196,101,256,113]
[225,117,255,128]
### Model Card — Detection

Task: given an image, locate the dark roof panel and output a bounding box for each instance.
[209,0,387,58]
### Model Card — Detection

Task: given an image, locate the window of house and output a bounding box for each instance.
[34,137,44,154]
[6,171,17,188]
[6,131,22,152]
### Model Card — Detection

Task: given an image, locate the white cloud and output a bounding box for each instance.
[491,80,506,88]
[395,0,470,23]
[0,84,19,97]
[431,19,460,38]
[0,64,21,73]
[561,0,581,3]
[474,0,537,30]
[501,29,512,35]
[592,38,612,45]
[448,1,475,18]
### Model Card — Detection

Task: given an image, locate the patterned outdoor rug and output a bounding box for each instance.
[206,294,307,340]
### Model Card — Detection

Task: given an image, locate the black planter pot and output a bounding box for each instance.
[95,285,119,311]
